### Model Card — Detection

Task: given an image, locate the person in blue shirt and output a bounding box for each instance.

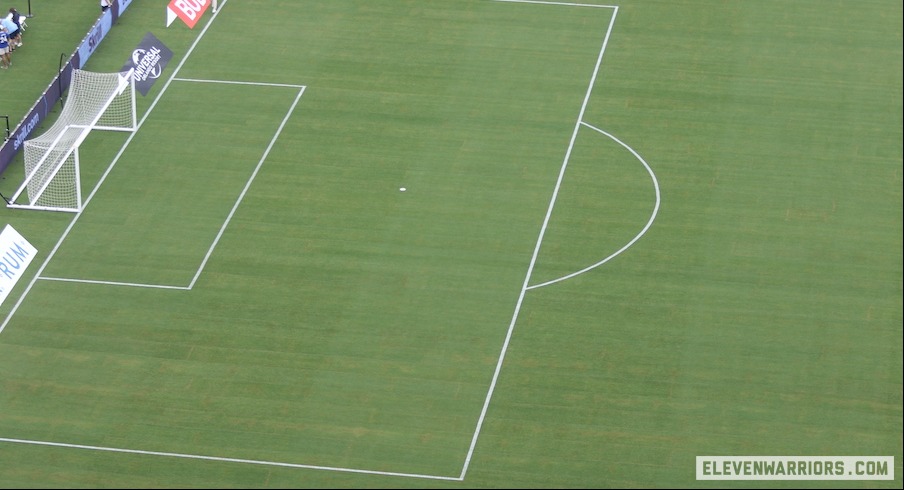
[0,26,11,69]
[0,16,17,50]
[7,8,25,45]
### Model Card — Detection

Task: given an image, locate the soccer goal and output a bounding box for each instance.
[6,68,137,213]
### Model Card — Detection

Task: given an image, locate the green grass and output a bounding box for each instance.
[0,0,901,488]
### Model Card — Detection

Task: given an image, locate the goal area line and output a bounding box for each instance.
[35,78,306,291]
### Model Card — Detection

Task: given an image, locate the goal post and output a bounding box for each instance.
[6,68,137,213]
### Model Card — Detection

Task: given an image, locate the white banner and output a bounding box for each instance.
[696,456,895,480]
[0,224,38,307]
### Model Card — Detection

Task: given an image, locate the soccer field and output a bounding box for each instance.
[0,1,901,488]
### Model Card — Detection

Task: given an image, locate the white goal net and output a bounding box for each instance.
[7,68,137,213]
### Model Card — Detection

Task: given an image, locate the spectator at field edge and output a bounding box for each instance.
[7,8,25,35]
[0,16,16,51]
[4,9,21,47]
[0,25,11,68]
[101,0,112,12]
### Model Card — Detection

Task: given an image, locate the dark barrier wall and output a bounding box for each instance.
[0,0,135,176]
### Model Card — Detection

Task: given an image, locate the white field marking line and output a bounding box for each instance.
[460,2,618,481]
[173,77,306,89]
[526,121,661,290]
[494,0,617,8]
[0,0,227,335]
[0,437,462,482]
[38,277,190,290]
[36,81,305,290]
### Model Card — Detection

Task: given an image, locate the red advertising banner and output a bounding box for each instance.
[166,0,211,29]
